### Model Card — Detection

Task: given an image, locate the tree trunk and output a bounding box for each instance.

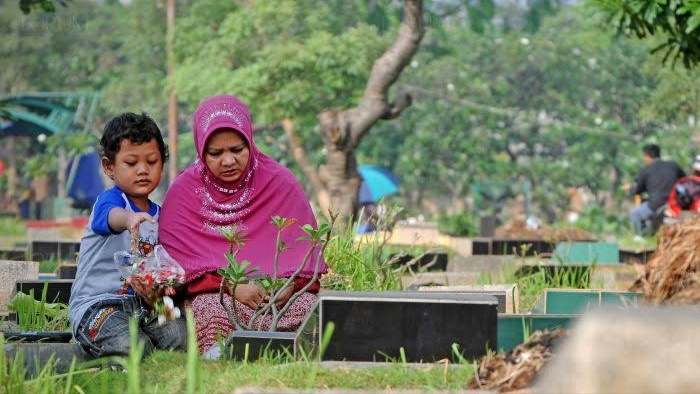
[316,0,425,220]
[281,118,330,215]
[4,138,18,214]
[166,0,179,185]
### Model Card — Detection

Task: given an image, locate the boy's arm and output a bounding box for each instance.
[108,208,156,235]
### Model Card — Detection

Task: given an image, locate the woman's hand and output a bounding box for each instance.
[270,285,294,309]
[233,283,267,309]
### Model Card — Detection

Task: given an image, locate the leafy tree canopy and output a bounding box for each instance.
[590,0,700,67]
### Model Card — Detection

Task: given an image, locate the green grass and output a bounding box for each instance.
[0,217,25,237]
[7,283,70,331]
[322,217,404,291]
[11,312,474,393]
[479,263,594,312]
[70,351,475,393]
[617,233,658,249]
[39,257,59,273]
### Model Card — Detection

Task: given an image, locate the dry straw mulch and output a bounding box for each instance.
[468,328,567,392]
[494,219,593,242]
[630,217,700,305]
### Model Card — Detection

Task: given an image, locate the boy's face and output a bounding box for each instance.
[102,139,163,201]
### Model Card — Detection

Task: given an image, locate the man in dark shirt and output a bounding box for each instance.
[624,144,685,236]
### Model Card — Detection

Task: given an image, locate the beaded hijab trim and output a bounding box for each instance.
[199,103,247,135]
[197,157,258,195]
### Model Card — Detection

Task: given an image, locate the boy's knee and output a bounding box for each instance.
[154,318,188,351]
[89,332,155,359]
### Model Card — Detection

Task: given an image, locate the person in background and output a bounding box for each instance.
[666,155,700,219]
[624,144,685,237]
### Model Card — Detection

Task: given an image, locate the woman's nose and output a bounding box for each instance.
[222,152,236,165]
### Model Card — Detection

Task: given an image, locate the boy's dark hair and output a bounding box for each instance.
[100,112,169,163]
[642,144,660,159]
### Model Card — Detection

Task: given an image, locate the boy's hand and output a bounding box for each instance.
[126,212,156,235]
[108,207,155,236]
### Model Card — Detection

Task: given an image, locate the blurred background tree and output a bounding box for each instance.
[2,0,699,235]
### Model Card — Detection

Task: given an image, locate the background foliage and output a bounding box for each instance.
[2,0,700,234]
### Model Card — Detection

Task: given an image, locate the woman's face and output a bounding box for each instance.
[203,128,250,183]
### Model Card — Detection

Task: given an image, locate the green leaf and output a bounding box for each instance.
[685,14,700,33]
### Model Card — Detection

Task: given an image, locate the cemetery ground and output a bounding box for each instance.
[0,215,698,393]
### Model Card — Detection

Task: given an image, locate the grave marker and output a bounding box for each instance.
[314,291,498,362]
[57,263,77,279]
[552,242,619,264]
[0,260,39,307]
[16,279,73,304]
[30,241,79,262]
[418,284,520,314]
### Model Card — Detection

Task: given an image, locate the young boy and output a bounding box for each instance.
[69,112,186,359]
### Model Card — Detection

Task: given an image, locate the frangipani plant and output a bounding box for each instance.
[217,214,334,331]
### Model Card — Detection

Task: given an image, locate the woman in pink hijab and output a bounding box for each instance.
[159,95,326,356]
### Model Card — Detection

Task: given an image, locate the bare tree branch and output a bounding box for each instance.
[316,0,425,218]
[350,0,425,143]
[281,118,330,213]
[252,122,282,134]
[380,91,413,120]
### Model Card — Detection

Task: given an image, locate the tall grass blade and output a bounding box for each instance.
[126,317,143,394]
[38,281,48,330]
[185,309,199,394]
[63,357,75,394]
[319,321,335,361]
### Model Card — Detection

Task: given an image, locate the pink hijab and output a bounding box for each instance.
[159,95,326,283]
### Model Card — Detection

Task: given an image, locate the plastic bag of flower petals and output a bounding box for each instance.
[114,245,185,324]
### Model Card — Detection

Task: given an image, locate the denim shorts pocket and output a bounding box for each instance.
[75,302,120,358]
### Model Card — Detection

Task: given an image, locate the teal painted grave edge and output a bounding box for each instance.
[497,314,576,352]
[543,289,643,314]
[552,242,620,264]
[545,291,599,314]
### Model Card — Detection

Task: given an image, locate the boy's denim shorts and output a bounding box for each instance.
[74,295,187,359]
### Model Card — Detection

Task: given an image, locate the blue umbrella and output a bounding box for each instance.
[358,165,400,204]
[67,152,105,209]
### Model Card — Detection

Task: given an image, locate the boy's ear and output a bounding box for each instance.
[101,156,115,180]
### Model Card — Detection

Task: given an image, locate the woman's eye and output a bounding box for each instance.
[148,160,158,165]
[207,151,221,157]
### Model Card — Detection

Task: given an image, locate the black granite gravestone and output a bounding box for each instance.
[16,280,73,304]
[30,241,80,262]
[225,331,297,360]
[491,239,555,256]
[3,331,72,343]
[389,252,448,271]
[0,248,27,261]
[471,238,492,255]
[315,291,498,362]
[5,343,85,377]
[57,264,78,279]
[225,300,321,360]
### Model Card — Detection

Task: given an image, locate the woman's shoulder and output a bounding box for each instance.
[258,156,302,188]
[162,165,200,202]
